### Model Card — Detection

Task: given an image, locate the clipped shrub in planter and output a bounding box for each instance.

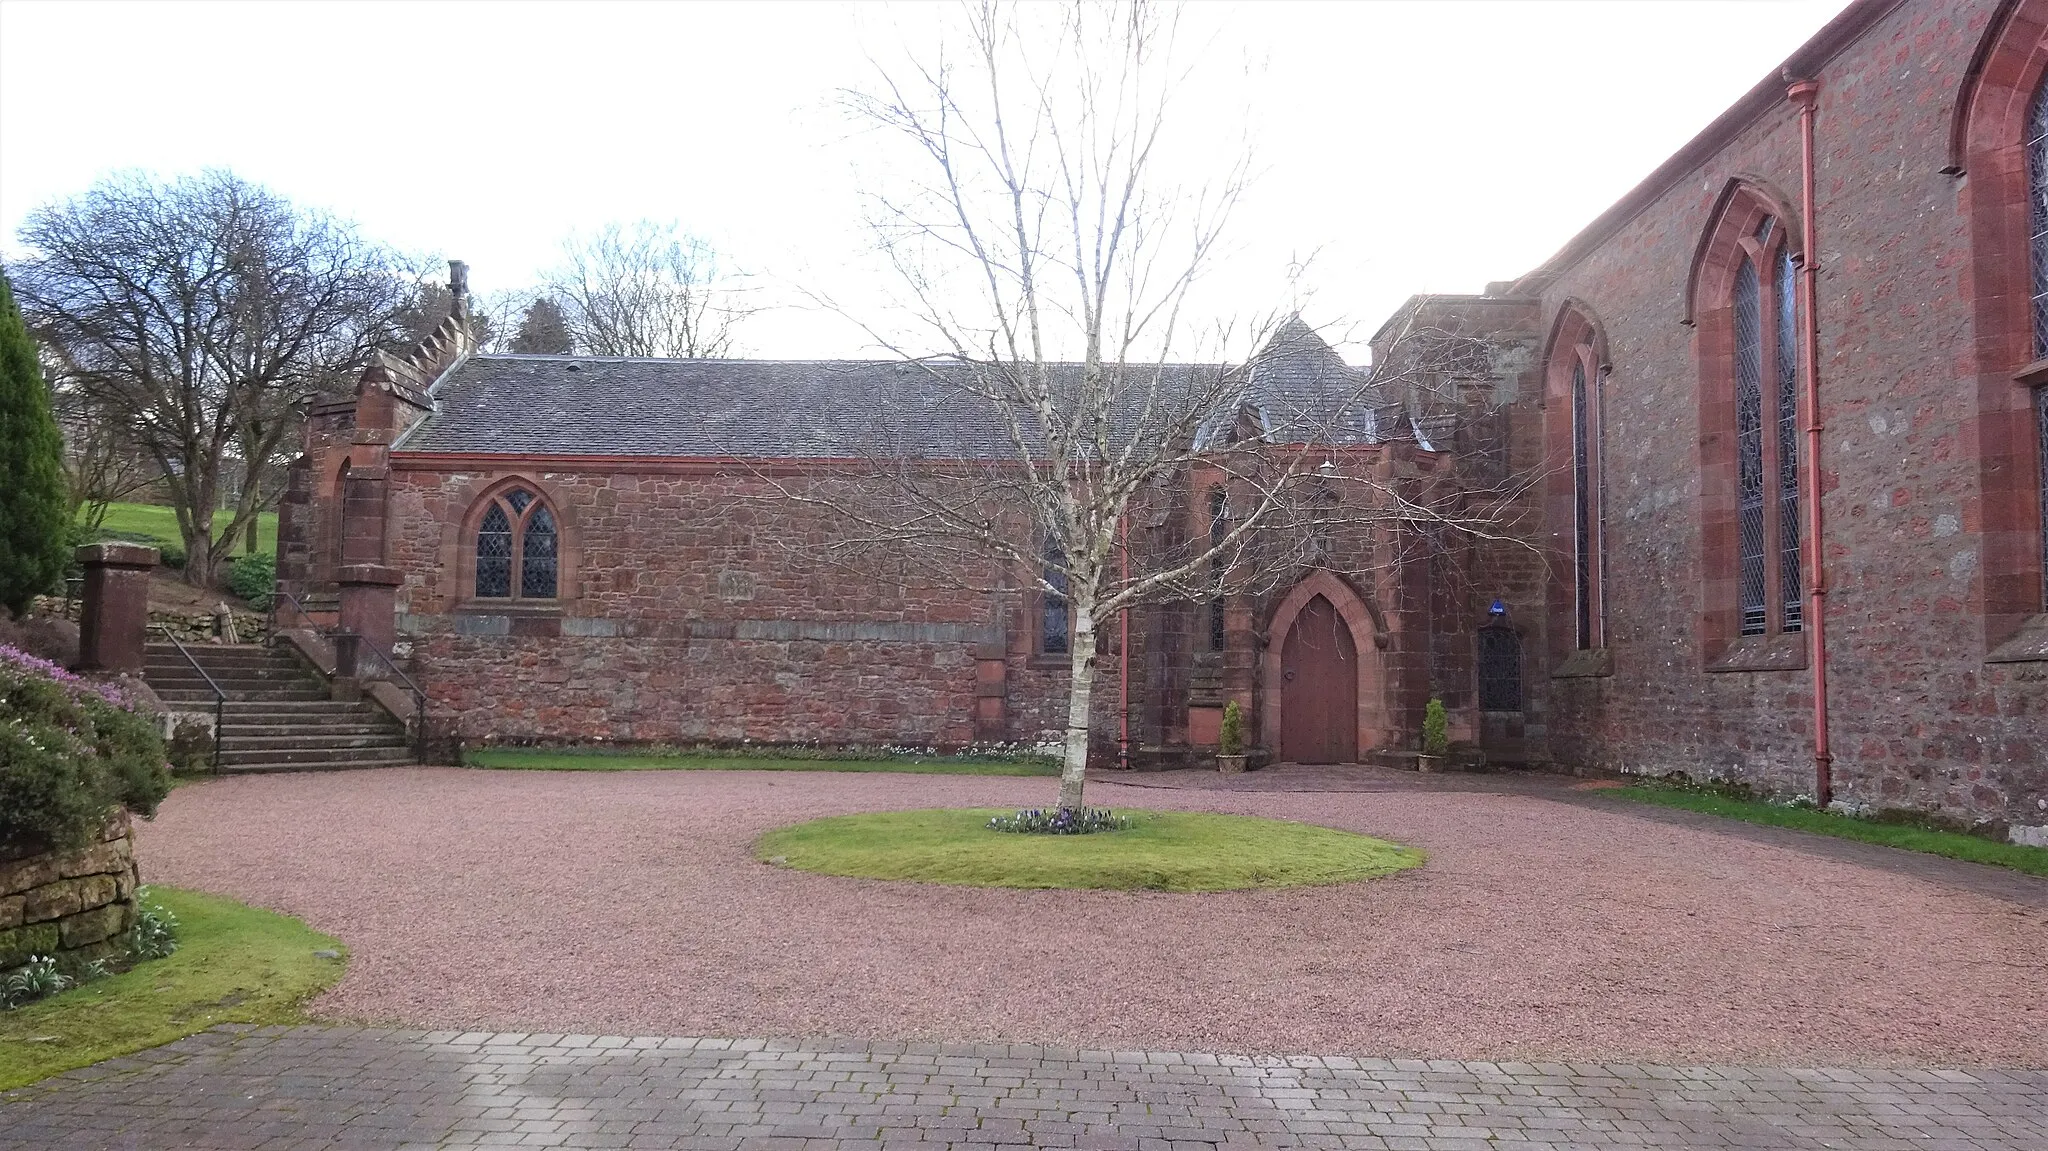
[0,645,170,853]
[1421,697,1449,759]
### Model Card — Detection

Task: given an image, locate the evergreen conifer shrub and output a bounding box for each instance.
[0,274,70,619]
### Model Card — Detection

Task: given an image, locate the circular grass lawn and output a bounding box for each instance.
[755,808,1423,891]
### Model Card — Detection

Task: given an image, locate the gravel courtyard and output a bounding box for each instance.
[139,767,2048,1068]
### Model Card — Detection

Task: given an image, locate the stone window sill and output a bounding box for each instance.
[1552,648,1614,678]
[1706,632,1807,673]
[1987,613,2048,663]
[455,600,564,616]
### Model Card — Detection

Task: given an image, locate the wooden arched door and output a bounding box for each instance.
[1279,594,1358,764]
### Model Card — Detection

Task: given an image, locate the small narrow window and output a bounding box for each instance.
[1042,542,1070,655]
[472,487,560,601]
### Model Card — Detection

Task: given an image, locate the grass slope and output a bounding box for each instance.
[86,502,278,557]
[469,748,1060,776]
[0,888,343,1090]
[1612,785,2048,878]
[757,808,1424,891]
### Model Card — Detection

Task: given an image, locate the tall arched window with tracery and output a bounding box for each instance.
[1544,305,1607,654]
[1728,217,1803,637]
[2030,75,2048,606]
[473,486,558,599]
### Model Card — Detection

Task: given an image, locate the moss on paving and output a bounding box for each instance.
[0,888,343,1090]
[1611,785,2048,878]
[82,502,277,556]
[468,748,1060,777]
[757,808,1424,891]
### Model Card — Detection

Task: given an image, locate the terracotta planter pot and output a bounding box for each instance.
[1216,753,1249,774]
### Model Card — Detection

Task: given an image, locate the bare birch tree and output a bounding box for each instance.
[544,221,754,358]
[804,1,1538,810]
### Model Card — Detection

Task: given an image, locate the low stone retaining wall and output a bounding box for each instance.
[32,594,270,645]
[0,812,140,972]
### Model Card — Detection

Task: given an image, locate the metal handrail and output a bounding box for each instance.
[267,588,320,641]
[351,640,429,762]
[268,588,428,762]
[151,625,225,773]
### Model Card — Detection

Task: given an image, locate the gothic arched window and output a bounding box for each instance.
[1955,0,2048,649]
[1727,216,1802,638]
[1544,304,1607,654]
[2031,76,2048,605]
[473,487,558,599]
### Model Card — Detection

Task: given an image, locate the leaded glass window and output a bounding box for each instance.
[1477,627,1522,711]
[1734,255,1769,636]
[475,504,512,598]
[472,487,560,601]
[2031,78,2048,607]
[521,506,558,598]
[2038,384,2048,609]
[1042,542,1070,655]
[1572,360,1594,649]
[1776,248,1804,631]
[2029,77,2048,358]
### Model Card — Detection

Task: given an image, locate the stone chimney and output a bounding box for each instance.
[448,259,471,323]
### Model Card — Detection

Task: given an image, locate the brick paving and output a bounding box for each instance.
[4,1025,2043,1150]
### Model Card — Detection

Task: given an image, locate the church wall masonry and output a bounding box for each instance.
[1507,0,2046,834]
[381,460,1105,751]
[275,0,2046,835]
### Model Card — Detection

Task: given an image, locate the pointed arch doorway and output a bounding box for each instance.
[1280,594,1358,763]
[1263,571,1382,765]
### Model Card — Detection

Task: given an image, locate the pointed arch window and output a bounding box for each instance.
[473,487,558,599]
[1546,306,1607,655]
[1729,217,1803,638]
[1570,358,1601,648]
[2031,75,2048,607]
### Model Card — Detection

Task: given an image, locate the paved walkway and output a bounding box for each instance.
[4,1025,2042,1150]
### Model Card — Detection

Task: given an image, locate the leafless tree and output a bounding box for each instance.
[795,1,1538,810]
[11,170,415,587]
[544,221,754,358]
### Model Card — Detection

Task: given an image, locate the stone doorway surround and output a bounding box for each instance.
[1261,569,1384,761]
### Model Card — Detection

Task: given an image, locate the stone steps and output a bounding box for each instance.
[143,643,417,774]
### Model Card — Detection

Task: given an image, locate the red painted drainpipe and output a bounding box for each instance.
[1118,512,1131,771]
[1790,78,1833,808]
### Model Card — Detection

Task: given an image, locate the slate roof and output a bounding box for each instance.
[394,321,1382,459]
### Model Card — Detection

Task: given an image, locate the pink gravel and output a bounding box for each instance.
[139,767,2048,1066]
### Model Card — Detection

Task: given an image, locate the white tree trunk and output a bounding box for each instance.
[1056,610,1098,810]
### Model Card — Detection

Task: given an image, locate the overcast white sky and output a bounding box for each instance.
[0,0,1852,360]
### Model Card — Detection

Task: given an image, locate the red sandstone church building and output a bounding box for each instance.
[279,0,2047,844]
